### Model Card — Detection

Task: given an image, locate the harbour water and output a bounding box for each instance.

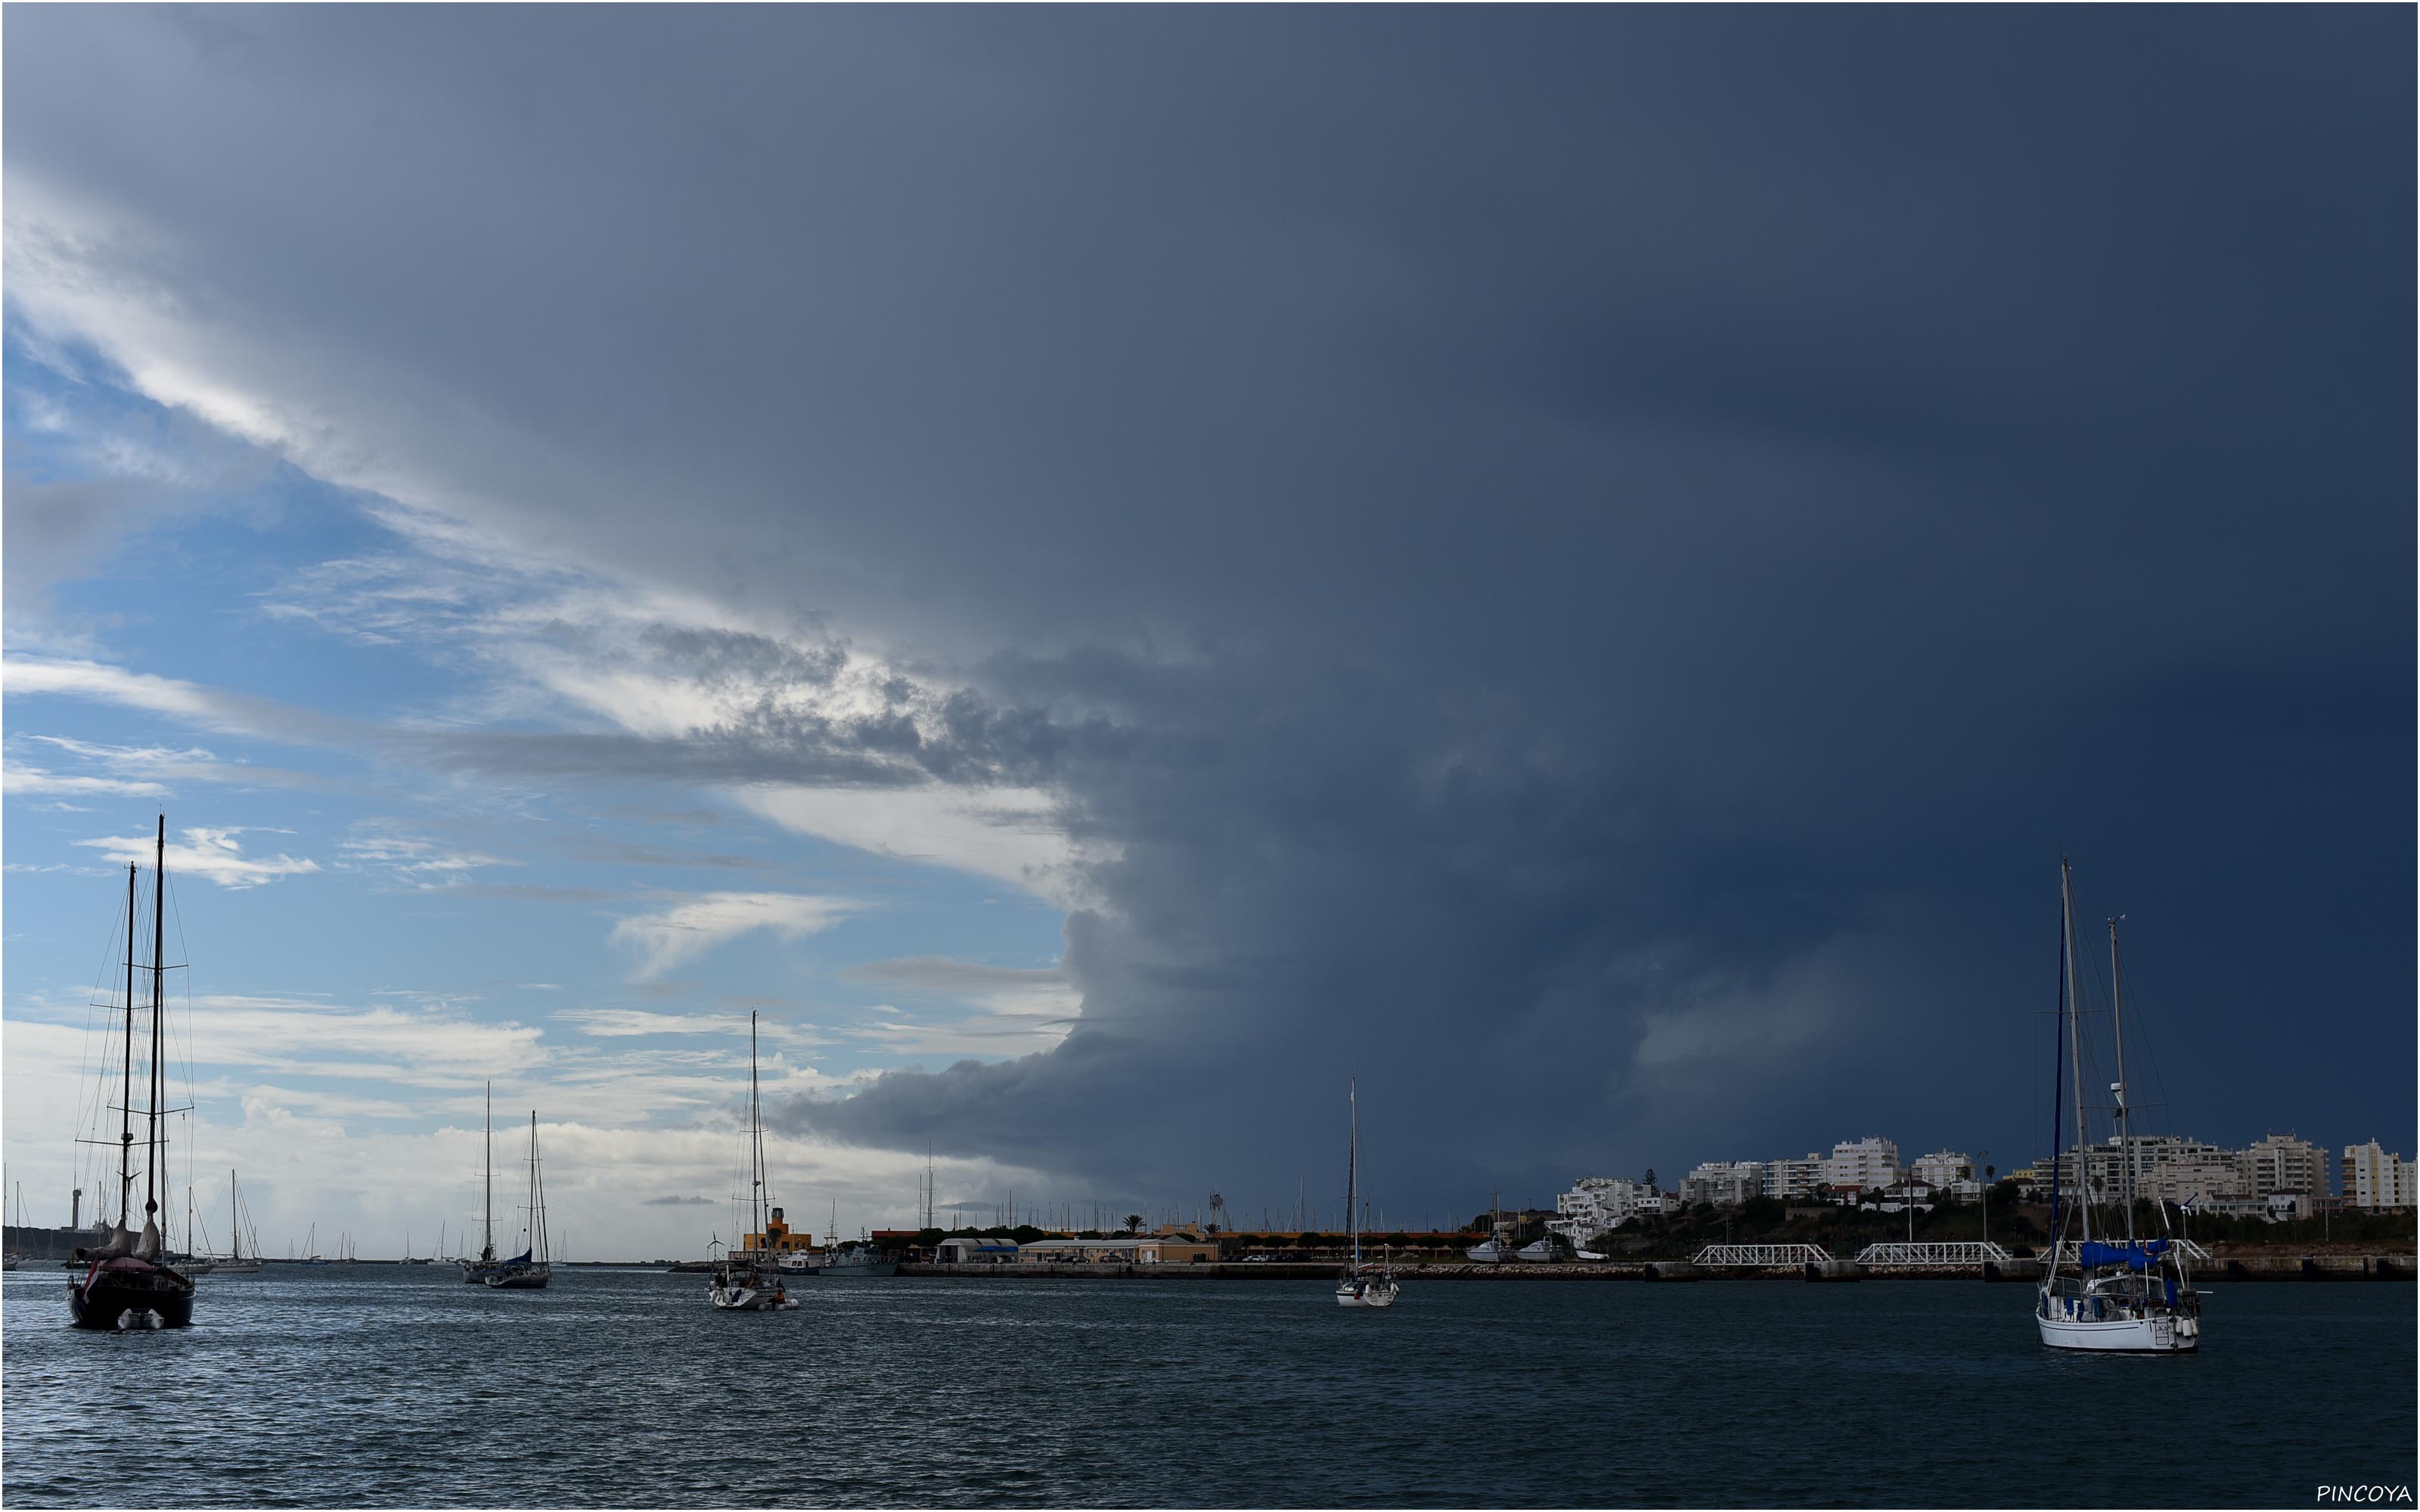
[5,1267,2412,1506]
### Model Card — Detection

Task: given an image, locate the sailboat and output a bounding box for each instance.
[172,1186,219,1275]
[1335,1079,1399,1308]
[707,1013,796,1310]
[400,1228,434,1266]
[477,1113,554,1289]
[210,1171,264,1273]
[68,817,198,1329]
[461,1084,506,1283]
[2034,860,2201,1352]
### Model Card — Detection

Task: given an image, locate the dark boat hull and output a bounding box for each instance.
[67,1261,195,1330]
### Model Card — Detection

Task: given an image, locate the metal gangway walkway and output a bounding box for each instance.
[1852,1241,2015,1266]
[1693,1244,1835,1267]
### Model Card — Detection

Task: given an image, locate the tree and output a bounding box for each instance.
[1643,1168,1658,1191]
[1125,1214,1143,1234]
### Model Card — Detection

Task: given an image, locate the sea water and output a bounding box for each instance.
[4,1266,2412,1506]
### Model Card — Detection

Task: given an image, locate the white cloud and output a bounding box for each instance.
[3,764,169,797]
[609,891,859,980]
[76,826,321,889]
[5,656,238,727]
[555,1008,741,1037]
[736,783,1081,901]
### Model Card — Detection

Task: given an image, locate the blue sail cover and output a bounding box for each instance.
[2080,1238,2170,1270]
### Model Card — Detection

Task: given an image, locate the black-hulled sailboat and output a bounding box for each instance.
[482,1113,553,1289]
[70,816,197,1330]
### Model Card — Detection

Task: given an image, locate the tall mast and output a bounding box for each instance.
[749,1012,767,1243]
[1346,1078,1360,1266]
[528,1111,545,1262]
[2061,860,2091,1249]
[231,1171,240,1262]
[146,815,166,1236]
[483,1081,494,1260]
[119,865,138,1226]
[2109,917,2136,1246]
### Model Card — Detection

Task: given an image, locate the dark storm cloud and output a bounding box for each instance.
[6,8,2409,1207]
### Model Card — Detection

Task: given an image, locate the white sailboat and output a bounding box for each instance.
[2034,860,2201,1352]
[209,1171,264,1273]
[707,1012,796,1311]
[1334,1079,1399,1309]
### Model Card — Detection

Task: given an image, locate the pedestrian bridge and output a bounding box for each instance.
[1852,1241,2015,1266]
[1692,1244,1835,1267]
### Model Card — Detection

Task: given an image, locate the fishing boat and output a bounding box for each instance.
[67,817,197,1330]
[1335,1080,1399,1308]
[2035,860,2201,1353]
[477,1113,554,1289]
[821,1238,898,1278]
[707,1013,796,1310]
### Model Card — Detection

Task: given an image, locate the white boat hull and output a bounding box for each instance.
[707,1282,796,1311]
[2036,1307,2198,1352]
[1336,1280,1400,1308]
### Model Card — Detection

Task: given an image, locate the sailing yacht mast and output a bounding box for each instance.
[749,1012,767,1246]
[2060,860,2091,1249]
[2110,917,2136,1246]
[144,816,167,1250]
[1345,1078,1360,1269]
[482,1082,495,1262]
[118,866,138,1233]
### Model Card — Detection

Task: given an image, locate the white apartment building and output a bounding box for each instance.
[2140,1154,2250,1208]
[2342,1142,2415,1213]
[2055,1135,2234,1203]
[1549,1176,1666,1244]
[1820,1136,1902,1194]
[2238,1133,2330,1204]
[1679,1161,1766,1207]
[1762,1155,1826,1202]
[1910,1151,1973,1189]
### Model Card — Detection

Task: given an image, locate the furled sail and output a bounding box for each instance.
[2079,1238,2169,1270]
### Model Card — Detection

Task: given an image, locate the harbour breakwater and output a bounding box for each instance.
[897,1253,2414,1282]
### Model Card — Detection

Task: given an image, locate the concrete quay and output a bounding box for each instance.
[895,1253,2413,1282]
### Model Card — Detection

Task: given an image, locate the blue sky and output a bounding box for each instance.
[4,7,2410,1259]
[5,333,1084,1256]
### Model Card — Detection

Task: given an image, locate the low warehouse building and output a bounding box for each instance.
[1019,1236,1218,1265]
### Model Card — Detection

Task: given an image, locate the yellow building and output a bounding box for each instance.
[740,1206,816,1256]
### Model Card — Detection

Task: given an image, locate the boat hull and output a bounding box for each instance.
[708,1281,796,1310]
[482,1263,552,1290]
[68,1260,195,1330]
[1336,1279,1401,1308]
[820,1261,898,1278]
[2036,1308,2198,1352]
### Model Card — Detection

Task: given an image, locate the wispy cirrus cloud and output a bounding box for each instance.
[3,764,167,797]
[609,891,860,980]
[337,824,517,888]
[3,655,334,743]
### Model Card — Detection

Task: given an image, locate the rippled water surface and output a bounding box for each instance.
[5,1266,2412,1505]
